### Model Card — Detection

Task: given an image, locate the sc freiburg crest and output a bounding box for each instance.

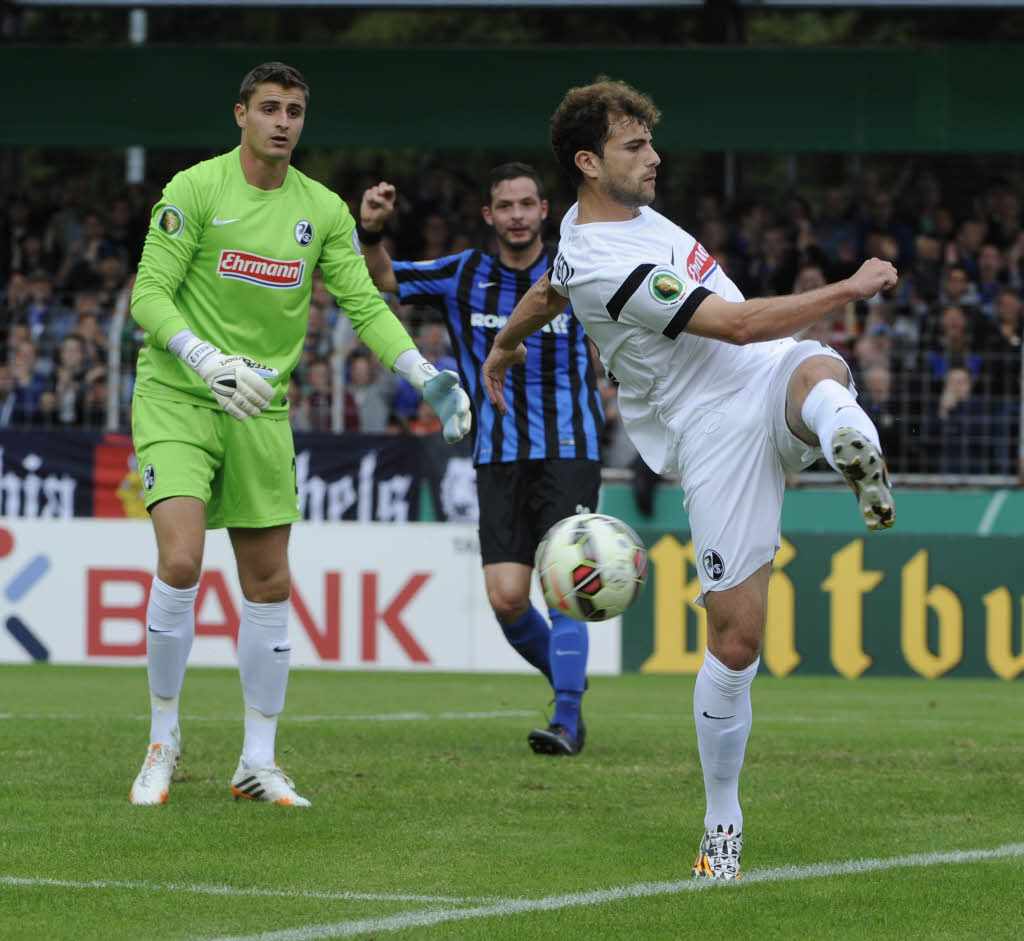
[702,549,725,581]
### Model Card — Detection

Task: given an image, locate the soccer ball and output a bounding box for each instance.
[535,513,648,622]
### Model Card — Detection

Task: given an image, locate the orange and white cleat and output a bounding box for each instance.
[832,426,895,531]
[129,728,181,805]
[692,824,742,881]
[231,760,310,807]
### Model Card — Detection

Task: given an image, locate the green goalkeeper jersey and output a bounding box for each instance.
[131,147,414,416]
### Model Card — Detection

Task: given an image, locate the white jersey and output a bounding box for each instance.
[551,203,796,474]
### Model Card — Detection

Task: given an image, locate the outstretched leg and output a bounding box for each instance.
[788,356,894,530]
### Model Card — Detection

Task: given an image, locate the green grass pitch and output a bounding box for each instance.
[2,664,1021,940]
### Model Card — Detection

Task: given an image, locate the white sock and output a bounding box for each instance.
[238,598,290,767]
[800,378,881,473]
[693,650,759,832]
[146,576,197,746]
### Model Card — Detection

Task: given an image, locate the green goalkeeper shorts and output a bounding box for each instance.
[131,393,300,529]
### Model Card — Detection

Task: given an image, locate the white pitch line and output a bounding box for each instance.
[0,710,535,723]
[201,842,1024,941]
[978,488,1008,535]
[0,876,493,906]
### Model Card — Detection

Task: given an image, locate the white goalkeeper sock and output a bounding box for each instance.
[693,650,758,832]
[238,598,290,767]
[146,576,198,747]
[800,378,882,473]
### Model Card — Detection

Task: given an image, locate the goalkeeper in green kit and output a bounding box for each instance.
[128,62,471,806]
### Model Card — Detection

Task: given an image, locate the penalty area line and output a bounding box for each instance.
[202,842,1024,941]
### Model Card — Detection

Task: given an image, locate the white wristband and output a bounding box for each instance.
[393,349,439,393]
[168,329,220,374]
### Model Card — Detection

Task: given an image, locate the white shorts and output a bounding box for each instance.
[675,340,852,603]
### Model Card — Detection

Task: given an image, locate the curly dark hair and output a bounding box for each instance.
[239,62,309,108]
[550,78,661,186]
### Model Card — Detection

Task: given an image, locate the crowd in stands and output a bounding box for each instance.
[1,161,1022,479]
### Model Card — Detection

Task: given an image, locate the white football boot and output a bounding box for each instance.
[230,760,311,807]
[129,727,181,805]
[832,426,895,531]
[692,823,743,880]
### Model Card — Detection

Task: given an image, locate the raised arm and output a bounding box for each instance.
[686,257,898,345]
[482,271,565,415]
[357,181,400,294]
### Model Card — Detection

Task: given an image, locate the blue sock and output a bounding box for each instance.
[550,610,588,738]
[499,605,552,683]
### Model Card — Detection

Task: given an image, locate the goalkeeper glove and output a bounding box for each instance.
[182,338,278,421]
[423,369,472,444]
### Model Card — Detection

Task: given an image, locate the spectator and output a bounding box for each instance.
[813,184,859,275]
[1,195,36,282]
[2,270,31,323]
[937,264,980,318]
[9,336,47,424]
[24,269,74,357]
[59,208,121,293]
[793,263,858,360]
[38,333,106,426]
[858,190,916,270]
[926,367,991,475]
[11,230,58,278]
[417,211,452,261]
[926,304,984,395]
[859,362,906,470]
[745,224,799,298]
[346,350,395,433]
[945,217,987,281]
[975,243,1007,317]
[302,357,334,432]
[95,248,127,310]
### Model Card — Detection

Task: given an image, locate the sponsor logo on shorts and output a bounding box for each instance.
[157,206,184,237]
[217,251,305,288]
[143,464,155,491]
[702,548,725,581]
[686,241,716,283]
[294,220,314,246]
[648,268,685,303]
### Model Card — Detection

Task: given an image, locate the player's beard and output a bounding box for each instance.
[604,175,655,211]
[495,221,542,252]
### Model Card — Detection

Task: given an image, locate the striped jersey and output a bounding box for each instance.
[551,202,798,475]
[393,247,604,466]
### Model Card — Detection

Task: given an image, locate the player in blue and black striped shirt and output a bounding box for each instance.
[359,163,604,756]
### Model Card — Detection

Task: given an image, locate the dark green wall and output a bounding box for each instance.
[6,43,1024,151]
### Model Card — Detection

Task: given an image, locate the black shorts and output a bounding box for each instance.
[476,459,602,567]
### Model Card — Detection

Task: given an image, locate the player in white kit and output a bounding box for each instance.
[482,79,897,880]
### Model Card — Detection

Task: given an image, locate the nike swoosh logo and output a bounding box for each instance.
[702,711,736,720]
[272,645,291,653]
[476,281,497,289]
[212,217,240,226]
[554,649,581,655]
[147,625,171,634]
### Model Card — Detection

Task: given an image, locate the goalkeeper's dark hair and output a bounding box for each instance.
[239,62,310,107]
[550,78,661,185]
[485,162,545,205]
